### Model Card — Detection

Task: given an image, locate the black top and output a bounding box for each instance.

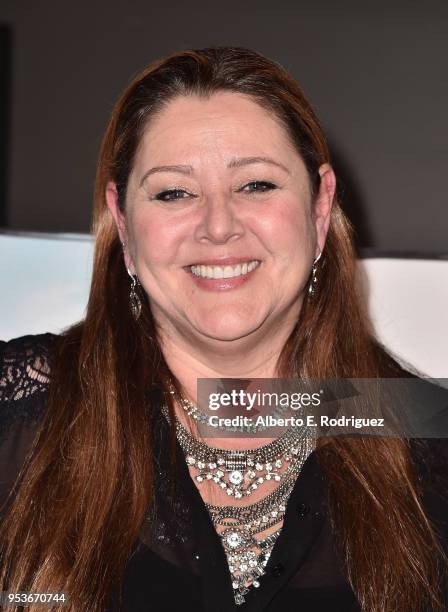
[1,334,448,612]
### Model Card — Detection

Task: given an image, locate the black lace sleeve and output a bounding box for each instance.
[0,333,59,513]
[0,333,58,435]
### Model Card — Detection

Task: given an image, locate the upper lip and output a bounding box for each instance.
[186,257,261,267]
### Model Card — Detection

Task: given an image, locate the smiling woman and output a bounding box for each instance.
[1,47,448,612]
[106,91,334,347]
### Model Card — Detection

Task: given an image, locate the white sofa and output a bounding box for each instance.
[1,232,447,377]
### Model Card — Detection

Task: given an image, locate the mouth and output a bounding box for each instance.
[189,259,261,280]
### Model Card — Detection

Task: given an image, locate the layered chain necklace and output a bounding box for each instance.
[205,475,301,604]
[174,417,310,499]
[161,391,315,605]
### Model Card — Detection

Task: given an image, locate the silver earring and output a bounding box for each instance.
[308,252,322,298]
[127,268,142,320]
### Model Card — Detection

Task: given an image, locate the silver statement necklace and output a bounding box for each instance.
[173,415,311,499]
[205,473,304,604]
[161,400,315,605]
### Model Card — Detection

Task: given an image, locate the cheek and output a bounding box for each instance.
[257,199,314,256]
[128,209,182,269]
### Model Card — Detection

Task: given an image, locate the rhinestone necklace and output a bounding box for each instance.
[171,411,311,499]
[162,400,315,605]
[203,442,314,605]
[161,403,315,604]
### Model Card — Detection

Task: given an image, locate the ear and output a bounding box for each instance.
[105,181,135,273]
[313,163,336,258]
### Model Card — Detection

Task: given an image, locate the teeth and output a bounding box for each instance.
[190,260,260,279]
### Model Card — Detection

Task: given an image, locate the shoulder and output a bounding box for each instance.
[0,333,59,435]
[0,332,58,399]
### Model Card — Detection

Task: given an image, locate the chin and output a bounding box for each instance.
[194,312,266,342]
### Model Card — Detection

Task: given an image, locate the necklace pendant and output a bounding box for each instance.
[229,470,244,485]
[226,531,243,550]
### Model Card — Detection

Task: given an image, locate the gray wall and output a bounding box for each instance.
[1,0,447,252]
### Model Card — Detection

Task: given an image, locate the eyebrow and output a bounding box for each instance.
[139,156,290,187]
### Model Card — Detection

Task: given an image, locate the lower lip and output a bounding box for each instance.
[186,263,261,291]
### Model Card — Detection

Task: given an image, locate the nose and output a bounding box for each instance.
[194,192,244,244]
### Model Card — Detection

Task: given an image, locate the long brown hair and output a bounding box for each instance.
[0,47,445,611]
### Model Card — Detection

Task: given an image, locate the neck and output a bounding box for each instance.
[156,309,300,406]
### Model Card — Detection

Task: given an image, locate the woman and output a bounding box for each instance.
[0,46,447,612]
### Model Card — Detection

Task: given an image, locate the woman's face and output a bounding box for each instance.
[107,92,335,343]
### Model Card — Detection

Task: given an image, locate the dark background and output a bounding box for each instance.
[0,0,447,253]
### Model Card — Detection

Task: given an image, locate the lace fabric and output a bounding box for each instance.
[0,333,56,438]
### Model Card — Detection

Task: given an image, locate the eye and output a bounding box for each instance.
[154,188,193,202]
[239,181,277,194]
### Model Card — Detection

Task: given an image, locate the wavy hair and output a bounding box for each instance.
[0,47,445,611]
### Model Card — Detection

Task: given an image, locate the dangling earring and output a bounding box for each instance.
[127,268,142,320]
[308,252,322,298]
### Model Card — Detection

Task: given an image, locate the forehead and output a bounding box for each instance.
[135,92,300,166]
